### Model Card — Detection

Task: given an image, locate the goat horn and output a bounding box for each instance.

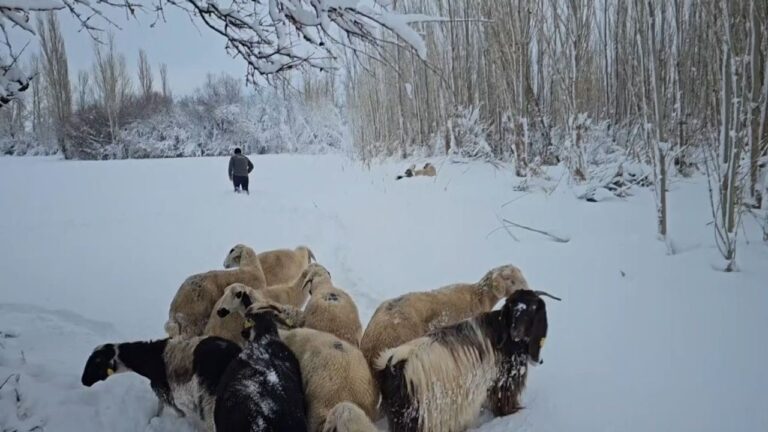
[533,290,562,301]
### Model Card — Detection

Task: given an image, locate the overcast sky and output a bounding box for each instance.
[24,4,252,96]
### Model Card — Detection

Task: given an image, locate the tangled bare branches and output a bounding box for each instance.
[2,0,430,106]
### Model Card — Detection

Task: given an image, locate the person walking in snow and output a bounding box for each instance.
[228,147,254,194]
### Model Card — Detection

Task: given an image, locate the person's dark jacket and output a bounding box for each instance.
[229,154,254,178]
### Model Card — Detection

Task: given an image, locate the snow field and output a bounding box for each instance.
[1,154,767,431]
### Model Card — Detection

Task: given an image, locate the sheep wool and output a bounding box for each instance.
[360,264,529,366]
[322,402,379,432]
[215,312,308,432]
[278,327,379,432]
[375,290,550,432]
[224,244,315,286]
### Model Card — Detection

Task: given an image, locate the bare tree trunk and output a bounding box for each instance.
[647,0,669,240]
[137,49,154,101]
[159,63,171,101]
[37,12,72,158]
[747,0,763,205]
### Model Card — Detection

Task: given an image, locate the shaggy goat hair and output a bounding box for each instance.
[375,289,552,432]
[81,335,241,427]
[214,310,308,432]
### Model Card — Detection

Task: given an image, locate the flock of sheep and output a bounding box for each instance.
[80,244,558,432]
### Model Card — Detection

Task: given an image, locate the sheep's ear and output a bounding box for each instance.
[303,278,314,295]
[526,299,548,363]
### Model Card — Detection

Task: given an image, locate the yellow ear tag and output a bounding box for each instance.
[106,368,115,376]
[243,320,254,329]
[539,337,546,348]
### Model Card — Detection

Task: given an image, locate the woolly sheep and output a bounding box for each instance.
[205,275,310,345]
[164,260,267,337]
[278,327,379,432]
[220,264,363,347]
[301,263,363,346]
[81,335,241,431]
[395,163,436,180]
[360,264,529,366]
[375,290,554,432]
[214,310,308,432]
[322,402,379,432]
[242,305,379,432]
[223,244,315,286]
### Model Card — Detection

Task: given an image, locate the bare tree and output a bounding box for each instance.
[92,33,132,148]
[37,12,72,157]
[159,63,171,101]
[137,49,153,101]
[28,54,45,141]
[75,69,90,111]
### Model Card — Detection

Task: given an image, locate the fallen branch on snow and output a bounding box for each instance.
[501,219,571,243]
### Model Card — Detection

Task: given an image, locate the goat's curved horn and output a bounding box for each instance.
[533,290,562,301]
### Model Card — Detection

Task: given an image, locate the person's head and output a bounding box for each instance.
[234,147,242,155]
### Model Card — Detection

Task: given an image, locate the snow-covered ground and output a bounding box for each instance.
[1,154,766,432]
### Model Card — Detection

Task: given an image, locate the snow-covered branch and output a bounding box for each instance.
[2,0,429,105]
[0,0,137,107]
[158,0,430,82]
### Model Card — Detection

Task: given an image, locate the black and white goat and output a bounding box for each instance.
[214,309,308,432]
[375,289,556,432]
[81,335,241,431]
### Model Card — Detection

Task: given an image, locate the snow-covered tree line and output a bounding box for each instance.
[1,24,346,158]
[344,0,767,266]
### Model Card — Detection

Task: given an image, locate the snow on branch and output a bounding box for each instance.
[1,0,137,107]
[160,0,431,82]
[2,0,431,105]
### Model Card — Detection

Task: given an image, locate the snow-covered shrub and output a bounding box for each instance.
[448,106,493,160]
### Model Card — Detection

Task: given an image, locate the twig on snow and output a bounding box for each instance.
[0,373,19,391]
[501,219,571,243]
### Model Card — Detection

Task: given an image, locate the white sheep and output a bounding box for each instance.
[216,264,363,347]
[204,275,311,345]
[301,263,364,346]
[164,260,267,338]
[223,244,315,285]
[272,325,379,432]
[360,264,529,366]
[322,401,379,432]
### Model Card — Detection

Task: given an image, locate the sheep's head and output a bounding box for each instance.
[484,265,529,299]
[216,283,262,318]
[302,263,332,295]
[502,289,557,365]
[241,307,281,341]
[322,401,377,432]
[244,303,301,330]
[81,344,119,386]
[223,244,253,268]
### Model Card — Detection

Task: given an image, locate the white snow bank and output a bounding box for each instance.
[1,155,766,431]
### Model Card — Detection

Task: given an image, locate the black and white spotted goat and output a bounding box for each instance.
[375,289,558,432]
[81,335,241,431]
[214,308,308,432]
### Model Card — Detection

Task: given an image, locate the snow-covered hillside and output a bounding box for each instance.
[1,155,766,432]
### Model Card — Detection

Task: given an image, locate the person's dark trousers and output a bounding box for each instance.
[233,175,249,193]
